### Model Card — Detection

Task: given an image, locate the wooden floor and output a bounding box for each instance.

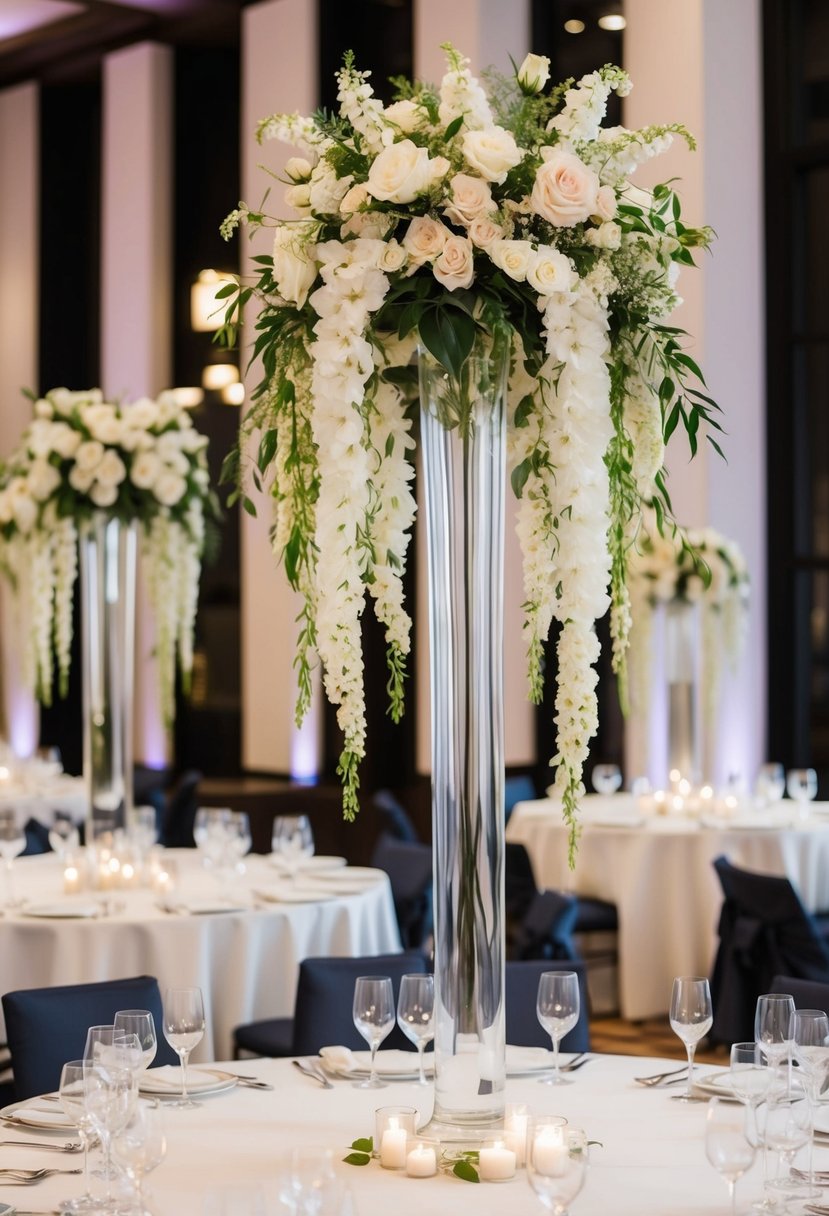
[589,1013,727,1065]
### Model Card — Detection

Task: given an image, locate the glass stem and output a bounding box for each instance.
[102,1131,113,1201]
[729,1178,736,1215]
[417,1042,426,1086]
[180,1049,190,1103]
[685,1043,696,1099]
[5,859,14,906]
[369,1041,379,1087]
[552,1034,561,1083]
[80,1129,91,1197]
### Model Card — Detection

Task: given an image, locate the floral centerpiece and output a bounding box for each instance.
[219,45,720,854]
[0,387,217,725]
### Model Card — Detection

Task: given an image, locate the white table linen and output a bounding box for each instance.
[507,794,829,1020]
[0,773,86,827]
[0,1053,803,1215]
[0,851,401,1056]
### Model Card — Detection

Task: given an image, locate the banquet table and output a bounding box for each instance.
[0,1052,810,1215]
[507,794,829,1020]
[0,851,401,1057]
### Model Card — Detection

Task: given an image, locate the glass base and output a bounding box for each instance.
[351,1078,386,1090]
[539,1073,574,1087]
[164,1097,201,1109]
[59,1196,104,1214]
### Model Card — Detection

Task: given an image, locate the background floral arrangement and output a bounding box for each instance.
[221,46,720,853]
[0,388,217,725]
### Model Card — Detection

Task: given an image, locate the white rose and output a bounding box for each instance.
[340,183,370,216]
[154,472,187,507]
[96,449,127,488]
[90,481,119,508]
[489,238,532,282]
[285,184,311,211]
[34,398,53,419]
[594,184,617,222]
[365,139,434,204]
[585,221,622,250]
[444,173,495,227]
[433,235,474,291]
[123,398,159,430]
[75,440,104,472]
[179,430,208,453]
[27,459,61,502]
[517,53,551,94]
[531,150,599,227]
[461,127,523,184]
[402,216,449,265]
[383,99,426,135]
[49,421,81,459]
[342,210,392,240]
[130,451,162,490]
[468,216,504,249]
[12,494,37,533]
[69,464,95,493]
[526,247,576,294]
[157,431,185,460]
[27,420,55,458]
[272,223,317,308]
[285,156,313,182]
[308,164,351,215]
[429,156,451,183]
[378,240,407,272]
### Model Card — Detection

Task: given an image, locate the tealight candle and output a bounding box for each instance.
[63,863,81,895]
[531,1125,568,1177]
[503,1103,529,1168]
[405,1139,437,1177]
[478,1139,516,1181]
[375,1107,417,1170]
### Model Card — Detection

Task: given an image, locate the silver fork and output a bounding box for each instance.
[634,1065,689,1086]
[0,1139,81,1152]
[0,1166,83,1181]
[560,1053,592,1073]
[292,1059,333,1089]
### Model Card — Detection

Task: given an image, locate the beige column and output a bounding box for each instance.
[101,43,173,766]
[0,83,40,755]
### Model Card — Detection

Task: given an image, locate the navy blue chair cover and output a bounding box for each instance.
[770,974,829,1013]
[505,960,590,1052]
[370,835,433,951]
[512,890,580,962]
[371,790,420,842]
[234,952,429,1059]
[22,817,52,855]
[3,975,178,1100]
[710,855,829,1044]
[504,775,536,823]
[160,769,203,848]
[505,842,538,929]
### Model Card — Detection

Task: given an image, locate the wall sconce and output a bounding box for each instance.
[221,382,245,406]
[167,386,204,408]
[202,363,240,392]
[191,269,236,332]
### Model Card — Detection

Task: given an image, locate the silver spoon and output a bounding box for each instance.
[292,1059,333,1089]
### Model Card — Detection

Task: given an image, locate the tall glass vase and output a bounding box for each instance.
[80,513,137,840]
[665,597,699,785]
[419,344,507,1134]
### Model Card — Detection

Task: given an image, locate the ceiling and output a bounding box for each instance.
[0,0,243,87]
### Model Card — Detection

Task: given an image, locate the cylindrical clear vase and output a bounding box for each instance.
[80,513,137,839]
[419,344,507,1134]
[665,597,699,785]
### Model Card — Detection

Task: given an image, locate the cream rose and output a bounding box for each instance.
[339,183,370,216]
[378,240,407,272]
[444,173,495,227]
[154,472,187,507]
[366,139,434,204]
[517,53,550,94]
[285,183,311,211]
[489,238,532,282]
[594,184,617,222]
[531,150,599,227]
[130,451,162,490]
[48,422,81,459]
[526,247,576,294]
[433,235,474,291]
[402,216,449,265]
[90,481,119,509]
[468,216,503,249]
[383,99,426,135]
[461,127,523,184]
[272,223,317,308]
[27,460,61,502]
[285,156,313,182]
[74,440,104,473]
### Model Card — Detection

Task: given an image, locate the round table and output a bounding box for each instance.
[0,851,401,1057]
[507,794,829,1020]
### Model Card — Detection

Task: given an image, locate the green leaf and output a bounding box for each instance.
[513,393,534,428]
[663,401,681,443]
[351,1138,373,1153]
[214,282,238,299]
[343,1153,371,1166]
[257,428,278,472]
[453,1160,479,1183]
[673,352,706,384]
[417,305,475,381]
[444,115,464,139]
[511,457,531,499]
[242,495,257,517]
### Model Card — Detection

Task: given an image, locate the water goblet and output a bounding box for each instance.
[128,806,158,862]
[163,986,206,1108]
[114,1009,158,1071]
[82,1049,139,1209]
[194,808,232,869]
[276,1146,339,1215]
[397,973,434,1085]
[754,764,785,808]
[761,1090,812,1208]
[228,812,252,877]
[526,1119,588,1214]
[705,1097,756,1215]
[536,971,580,1086]
[272,814,314,878]
[790,1009,829,1196]
[670,976,713,1101]
[111,1099,167,1216]
[730,1042,773,1145]
[352,976,394,1089]
[591,764,622,796]
[49,809,81,861]
[0,809,26,906]
[58,1060,99,1214]
[786,767,818,819]
[754,993,795,1073]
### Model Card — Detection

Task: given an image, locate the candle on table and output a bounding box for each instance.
[531,1125,568,1177]
[380,1118,408,1169]
[503,1104,529,1167]
[478,1140,516,1181]
[63,864,81,895]
[405,1141,437,1177]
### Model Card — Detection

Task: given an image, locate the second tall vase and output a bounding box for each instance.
[419,344,507,1132]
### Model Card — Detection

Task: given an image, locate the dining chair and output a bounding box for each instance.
[233,952,429,1059]
[159,768,203,847]
[710,855,829,1044]
[511,889,580,962]
[770,974,829,1012]
[371,789,420,842]
[370,834,433,951]
[505,960,591,1053]
[3,974,178,1100]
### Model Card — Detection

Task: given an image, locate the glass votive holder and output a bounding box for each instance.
[503,1103,532,1168]
[63,855,82,895]
[405,1137,438,1178]
[526,1119,588,1210]
[375,1107,417,1169]
[152,858,178,897]
[527,1115,571,1178]
[478,1137,517,1181]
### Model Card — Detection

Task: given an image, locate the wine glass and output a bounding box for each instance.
[163,986,206,1108]
[791,1009,829,1196]
[48,809,80,861]
[82,1048,138,1209]
[114,1009,158,1071]
[193,808,231,868]
[526,1119,588,1214]
[111,1099,167,1215]
[669,976,713,1101]
[0,809,26,906]
[536,971,580,1086]
[276,1147,339,1215]
[754,763,785,808]
[705,1097,756,1215]
[228,812,252,876]
[352,976,394,1090]
[729,1042,773,1146]
[58,1060,99,1213]
[761,1090,812,1207]
[754,993,795,1071]
[786,767,818,819]
[128,806,158,861]
[591,764,622,796]
[272,815,314,878]
[397,973,434,1085]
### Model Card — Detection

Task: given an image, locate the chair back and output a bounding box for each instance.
[292,953,429,1056]
[710,855,829,1043]
[370,835,433,950]
[22,817,52,855]
[505,842,537,925]
[513,890,580,962]
[160,769,203,847]
[371,790,420,842]
[770,974,829,1013]
[504,775,536,823]
[505,960,590,1052]
[3,974,178,1100]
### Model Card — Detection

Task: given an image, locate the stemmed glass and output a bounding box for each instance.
[0,809,26,906]
[163,987,206,1108]
[536,971,580,1086]
[790,1009,829,1198]
[526,1119,588,1214]
[114,1010,158,1072]
[755,993,795,1074]
[193,808,232,870]
[111,1099,167,1215]
[397,973,434,1085]
[352,976,394,1090]
[58,1060,99,1213]
[591,764,622,795]
[272,815,314,878]
[83,1046,139,1211]
[276,1147,339,1215]
[786,767,818,819]
[669,976,713,1101]
[730,1042,773,1145]
[754,764,785,808]
[48,809,80,861]
[705,1097,756,1215]
[761,1090,812,1209]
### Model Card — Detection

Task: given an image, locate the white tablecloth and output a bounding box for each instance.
[507,795,829,1020]
[1,851,401,1056]
[0,773,86,826]
[1,1053,812,1215]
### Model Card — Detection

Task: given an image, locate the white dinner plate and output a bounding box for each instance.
[19,903,101,919]
[159,898,248,915]
[311,867,383,885]
[813,1107,829,1136]
[268,854,347,872]
[0,1099,77,1133]
[693,1069,739,1098]
[253,886,338,905]
[318,1045,561,1082]
[139,1067,237,1098]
